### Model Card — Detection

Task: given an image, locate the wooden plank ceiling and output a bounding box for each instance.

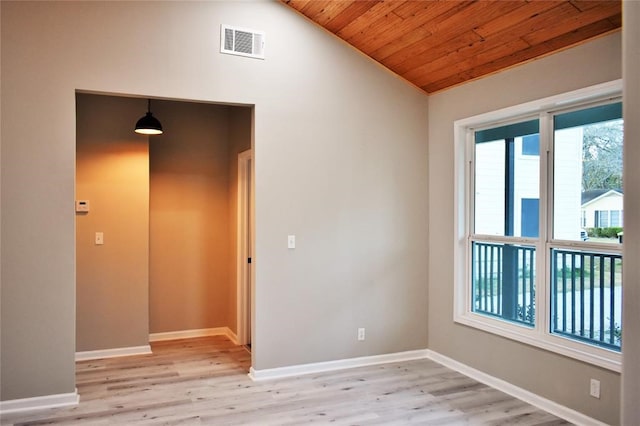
[281,0,622,94]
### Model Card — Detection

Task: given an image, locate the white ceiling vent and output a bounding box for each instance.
[221,25,265,60]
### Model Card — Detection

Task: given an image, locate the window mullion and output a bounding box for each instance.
[465,128,475,318]
[538,112,552,336]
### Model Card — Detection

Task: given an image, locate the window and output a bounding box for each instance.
[596,210,612,227]
[595,210,609,227]
[595,210,622,227]
[472,120,539,326]
[454,81,623,371]
[551,102,623,351]
[611,210,621,227]
[522,134,540,156]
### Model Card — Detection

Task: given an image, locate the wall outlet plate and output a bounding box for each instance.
[590,378,601,398]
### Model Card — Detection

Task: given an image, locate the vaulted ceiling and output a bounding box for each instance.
[281,0,622,94]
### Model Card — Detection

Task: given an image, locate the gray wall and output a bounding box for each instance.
[149,101,247,335]
[76,94,150,352]
[0,0,428,400]
[622,1,640,423]
[428,34,622,425]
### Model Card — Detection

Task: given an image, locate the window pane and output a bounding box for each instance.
[596,210,609,228]
[521,198,539,237]
[474,127,540,237]
[550,248,622,351]
[472,241,535,326]
[522,134,539,156]
[553,103,623,243]
[474,140,505,235]
[610,210,620,227]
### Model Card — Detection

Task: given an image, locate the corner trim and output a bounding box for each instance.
[225,328,240,346]
[0,389,79,415]
[425,350,608,426]
[248,349,429,381]
[75,345,152,361]
[149,327,238,344]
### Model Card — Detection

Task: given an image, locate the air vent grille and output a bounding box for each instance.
[224,28,233,51]
[221,25,265,60]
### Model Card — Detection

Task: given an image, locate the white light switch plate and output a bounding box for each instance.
[590,379,600,398]
[288,235,295,249]
[95,232,104,245]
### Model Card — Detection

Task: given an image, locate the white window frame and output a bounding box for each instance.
[453,80,623,372]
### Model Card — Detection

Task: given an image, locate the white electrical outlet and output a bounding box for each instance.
[590,378,601,398]
[357,328,365,341]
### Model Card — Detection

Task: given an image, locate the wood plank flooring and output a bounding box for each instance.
[1,336,571,425]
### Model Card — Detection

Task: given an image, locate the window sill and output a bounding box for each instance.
[454,311,621,372]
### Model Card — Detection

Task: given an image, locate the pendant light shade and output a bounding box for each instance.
[135,99,163,135]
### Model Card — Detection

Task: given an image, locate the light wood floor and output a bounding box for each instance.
[1,336,570,425]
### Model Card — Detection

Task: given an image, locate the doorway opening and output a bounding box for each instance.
[75,93,255,366]
[236,149,253,349]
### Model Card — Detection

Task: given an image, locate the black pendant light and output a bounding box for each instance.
[135,99,163,135]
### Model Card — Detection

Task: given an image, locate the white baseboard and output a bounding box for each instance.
[149,327,238,344]
[75,328,239,362]
[0,389,79,415]
[426,350,607,426]
[75,345,152,361]
[249,349,429,381]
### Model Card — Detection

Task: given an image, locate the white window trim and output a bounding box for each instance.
[453,80,623,372]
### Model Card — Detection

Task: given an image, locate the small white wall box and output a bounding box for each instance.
[76,200,90,213]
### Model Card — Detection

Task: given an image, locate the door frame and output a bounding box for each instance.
[236,149,253,346]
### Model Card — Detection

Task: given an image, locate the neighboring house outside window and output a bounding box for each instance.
[582,190,623,228]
